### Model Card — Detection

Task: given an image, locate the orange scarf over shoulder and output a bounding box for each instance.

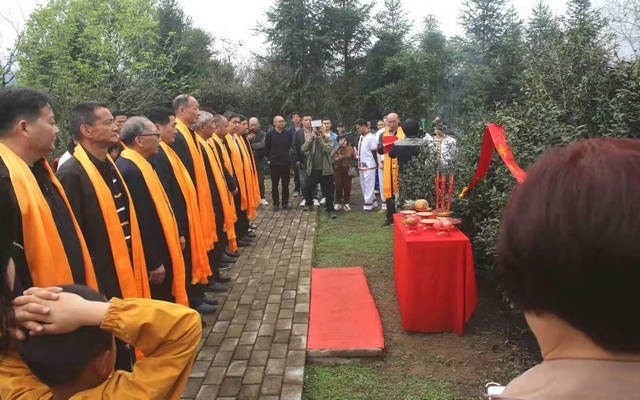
[209,135,234,179]
[175,118,217,248]
[224,134,248,211]
[237,135,261,213]
[382,126,405,199]
[73,145,150,298]
[0,143,98,289]
[225,134,258,218]
[159,142,211,284]
[196,135,238,252]
[118,148,188,305]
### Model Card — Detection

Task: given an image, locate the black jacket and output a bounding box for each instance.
[56,154,130,299]
[114,156,172,274]
[1,159,86,289]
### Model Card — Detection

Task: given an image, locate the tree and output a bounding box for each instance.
[457,0,525,109]
[16,0,173,153]
[261,0,330,114]
[603,0,640,58]
[362,0,411,118]
[319,0,374,122]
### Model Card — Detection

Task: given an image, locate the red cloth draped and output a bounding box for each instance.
[393,214,477,335]
[460,124,526,198]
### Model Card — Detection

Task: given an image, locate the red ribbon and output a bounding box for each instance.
[459,124,526,198]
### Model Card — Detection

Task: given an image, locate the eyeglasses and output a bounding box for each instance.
[138,133,160,139]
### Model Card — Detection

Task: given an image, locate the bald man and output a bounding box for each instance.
[265,115,292,210]
[377,112,404,226]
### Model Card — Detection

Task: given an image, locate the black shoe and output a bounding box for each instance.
[207,281,227,293]
[196,302,217,314]
[246,230,256,238]
[273,204,280,211]
[382,219,393,227]
[218,263,232,270]
[203,294,219,305]
[302,206,310,212]
[225,249,240,258]
[221,254,237,263]
[215,276,232,283]
[249,223,258,230]
[237,239,252,247]
[282,204,289,210]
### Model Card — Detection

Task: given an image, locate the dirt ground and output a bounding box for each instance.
[366,266,541,399]
[269,174,540,399]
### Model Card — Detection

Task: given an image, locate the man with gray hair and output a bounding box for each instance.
[115,117,190,307]
[247,117,267,205]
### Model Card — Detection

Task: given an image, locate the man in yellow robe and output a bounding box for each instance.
[376,112,405,226]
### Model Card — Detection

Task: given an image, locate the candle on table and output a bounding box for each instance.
[447,175,454,211]
[435,172,439,211]
[441,175,446,211]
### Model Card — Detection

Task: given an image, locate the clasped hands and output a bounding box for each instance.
[11,286,109,340]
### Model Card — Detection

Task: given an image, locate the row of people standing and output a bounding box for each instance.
[0,87,263,369]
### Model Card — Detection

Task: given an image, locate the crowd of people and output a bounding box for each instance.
[0,85,638,399]
[262,111,456,225]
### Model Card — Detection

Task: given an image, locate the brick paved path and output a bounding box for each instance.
[182,191,314,400]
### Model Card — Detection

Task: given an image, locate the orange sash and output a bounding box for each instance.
[209,135,234,178]
[196,135,238,252]
[118,148,188,305]
[73,145,150,298]
[175,118,217,248]
[159,142,212,284]
[225,134,249,212]
[0,143,98,289]
[237,136,261,215]
[382,126,405,199]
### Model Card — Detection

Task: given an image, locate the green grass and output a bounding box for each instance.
[303,361,463,400]
[305,210,464,400]
[313,210,393,272]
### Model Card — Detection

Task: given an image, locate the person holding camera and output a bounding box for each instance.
[301,120,336,218]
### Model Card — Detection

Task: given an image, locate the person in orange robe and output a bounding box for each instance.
[376,112,405,227]
[208,114,243,257]
[222,112,256,246]
[146,107,219,311]
[169,95,222,304]
[0,87,98,294]
[115,117,189,307]
[193,111,239,287]
[56,102,150,371]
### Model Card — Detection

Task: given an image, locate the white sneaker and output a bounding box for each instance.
[381,203,387,210]
[259,199,269,206]
[334,204,342,210]
[343,204,351,211]
[319,197,326,205]
[313,199,320,206]
[300,199,306,206]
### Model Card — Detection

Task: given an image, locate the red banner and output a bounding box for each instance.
[459,124,526,198]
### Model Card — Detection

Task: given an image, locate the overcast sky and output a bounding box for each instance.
[1,0,606,62]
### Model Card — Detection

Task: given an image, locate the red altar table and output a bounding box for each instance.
[393,213,477,335]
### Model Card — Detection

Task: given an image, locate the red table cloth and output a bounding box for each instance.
[393,213,477,335]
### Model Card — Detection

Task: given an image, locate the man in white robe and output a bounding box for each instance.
[356,119,378,211]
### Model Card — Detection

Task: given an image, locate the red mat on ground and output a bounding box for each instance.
[308,267,384,350]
